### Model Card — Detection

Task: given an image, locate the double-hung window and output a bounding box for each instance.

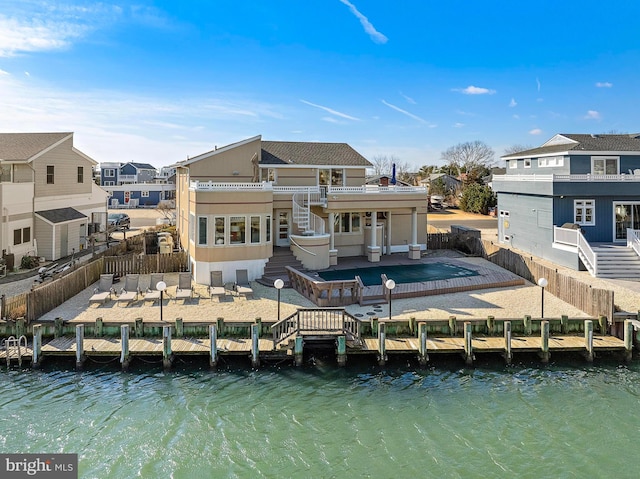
[574,199,595,226]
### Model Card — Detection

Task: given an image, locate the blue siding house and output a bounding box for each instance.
[493,133,640,278]
[100,161,175,208]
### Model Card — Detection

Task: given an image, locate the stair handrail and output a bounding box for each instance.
[271,311,299,348]
[627,228,640,257]
[290,236,317,256]
[292,190,325,236]
[577,230,597,276]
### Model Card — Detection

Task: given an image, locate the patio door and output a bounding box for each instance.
[614,202,640,241]
[276,210,290,247]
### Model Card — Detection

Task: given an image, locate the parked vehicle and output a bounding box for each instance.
[108,213,131,229]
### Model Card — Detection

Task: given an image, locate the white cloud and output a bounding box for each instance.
[509,98,517,107]
[513,114,520,119]
[0,15,89,57]
[595,82,612,88]
[381,100,426,123]
[338,0,388,44]
[0,74,288,165]
[322,116,341,124]
[400,92,416,104]
[0,68,9,75]
[454,122,464,128]
[536,77,541,92]
[300,99,359,121]
[584,110,601,120]
[453,85,496,95]
[529,128,543,135]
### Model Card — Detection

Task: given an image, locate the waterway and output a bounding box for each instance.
[1,355,638,478]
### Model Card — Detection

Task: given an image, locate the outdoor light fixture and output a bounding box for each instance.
[157,280,167,322]
[537,277,548,319]
[274,278,284,322]
[385,278,396,322]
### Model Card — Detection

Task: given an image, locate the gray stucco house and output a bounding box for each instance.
[492,133,640,278]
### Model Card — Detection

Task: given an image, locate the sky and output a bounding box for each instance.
[1,0,640,170]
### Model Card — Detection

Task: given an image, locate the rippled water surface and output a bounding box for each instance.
[2,357,639,478]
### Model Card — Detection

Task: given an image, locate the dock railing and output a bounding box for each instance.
[272,308,362,348]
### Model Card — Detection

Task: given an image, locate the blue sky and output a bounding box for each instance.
[1,0,639,169]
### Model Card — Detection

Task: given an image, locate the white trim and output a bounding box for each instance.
[591,156,620,175]
[178,135,262,167]
[542,134,579,147]
[27,133,73,163]
[72,146,98,165]
[523,159,531,168]
[574,199,595,226]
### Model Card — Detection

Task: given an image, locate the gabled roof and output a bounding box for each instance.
[35,207,87,224]
[261,141,371,167]
[503,133,640,159]
[128,162,157,170]
[0,132,72,161]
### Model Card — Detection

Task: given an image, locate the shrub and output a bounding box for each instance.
[20,255,39,270]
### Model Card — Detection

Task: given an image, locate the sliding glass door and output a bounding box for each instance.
[614,203,640,241]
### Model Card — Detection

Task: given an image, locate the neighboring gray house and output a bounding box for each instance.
[492,133,640,278]
[420,173,461,195]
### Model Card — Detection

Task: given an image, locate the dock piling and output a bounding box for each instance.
[449,316,457,336]
[418,322,428,366]
[209,325,218,368]
[75,324,85,370]
[464,322,474,365]
[162,325,173,369]
[378,322,387,366]
[540,320,550,363]
[524,315,532,335]
[294,336,304,367]
[251,323,260,368]
[121,325,130,371]
[561,315,568,334]
[96,317,103,337]
[487,315,495,335]
[624,320,634,362]
[337,336,347,366]
[504,321,512,364]
[176,318,183,338]
[32,324,42,369]
[54,317,63,338]
[585,320,594,362]
[135,318,144,338]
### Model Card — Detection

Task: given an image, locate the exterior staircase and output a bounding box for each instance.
[591,245,640,279]
[257,247,306,287]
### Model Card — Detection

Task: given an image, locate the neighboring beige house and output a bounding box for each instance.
[0,132,108,263]
[176,135,428,285]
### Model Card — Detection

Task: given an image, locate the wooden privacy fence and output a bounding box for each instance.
[103,252,188,276]
[476,239,615,322]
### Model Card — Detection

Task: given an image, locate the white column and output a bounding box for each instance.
[328,212,337,266]
[386,211,392,255]
[408,207,421,259]
[367,211,381,262]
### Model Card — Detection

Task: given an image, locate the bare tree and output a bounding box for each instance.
[369,155,399,176]
[503,144,534,156]
[440,141,495,179]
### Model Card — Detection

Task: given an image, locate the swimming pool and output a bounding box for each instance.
[317,262,479,286]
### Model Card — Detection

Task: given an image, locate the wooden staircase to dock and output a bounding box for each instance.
[257,247,307,287]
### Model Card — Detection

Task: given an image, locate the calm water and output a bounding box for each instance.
[1,356,639,478]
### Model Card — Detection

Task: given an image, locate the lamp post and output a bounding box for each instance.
[385,278,396,322]
[274,279,284,322]
[537,277,548,319]
[157,280,167,322]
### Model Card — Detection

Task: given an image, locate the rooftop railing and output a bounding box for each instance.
[494,173,640,182]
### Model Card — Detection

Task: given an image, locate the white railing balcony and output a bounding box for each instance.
[118,174,137,182]
[190,181,274,191]
[553,225,596,276]
[494,173,640,183]
[327,185,427,194]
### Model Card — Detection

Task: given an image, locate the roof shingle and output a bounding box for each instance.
[503,133,640,159]
[0,132,72,161]
[261,141,371,167]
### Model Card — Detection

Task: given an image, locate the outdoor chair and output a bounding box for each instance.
[209,270,226,301]
[89,274,115,305]
[175,272,193,302]
[234,269,254,299]
[116,274,141,306]
[143,273,165,303]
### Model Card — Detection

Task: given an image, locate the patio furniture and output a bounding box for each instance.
[116,274,141,306]
[89,274,115,305]
[175,272,193,302]
[234,269,254,299]
[209,271,226,301]
[143,273,165,303]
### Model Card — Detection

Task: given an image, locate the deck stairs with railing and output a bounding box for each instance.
[292,190,326,236]
[589,244,640,279]
[256,247,307,288]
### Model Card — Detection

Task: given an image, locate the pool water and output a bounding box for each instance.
[317,262,479,286]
